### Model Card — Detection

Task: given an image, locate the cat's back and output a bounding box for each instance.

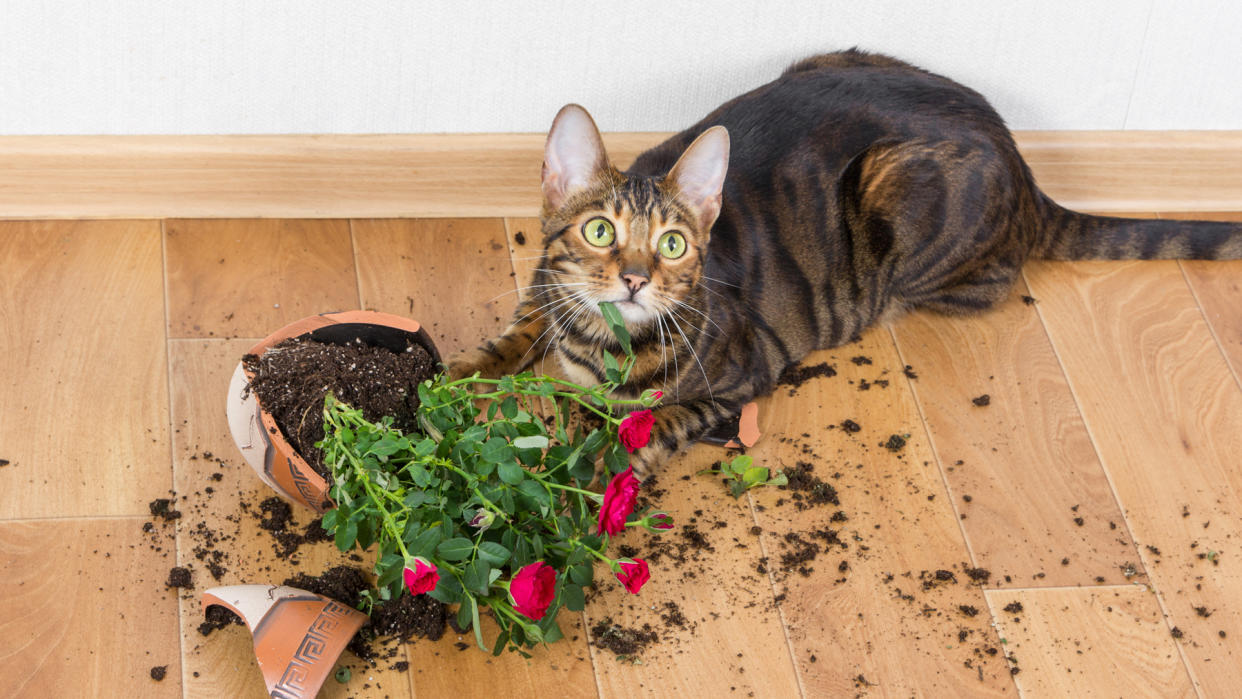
[629,49,1011,178]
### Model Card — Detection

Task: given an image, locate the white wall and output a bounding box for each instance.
[0,0,1238,135]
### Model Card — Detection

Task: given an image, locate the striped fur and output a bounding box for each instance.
[449,49,1242,479]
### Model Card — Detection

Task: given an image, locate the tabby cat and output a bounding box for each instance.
[447,49,1242,479]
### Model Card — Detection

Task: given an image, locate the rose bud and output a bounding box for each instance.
[616,558,651,594]
[618,409,655,453]
[509,561,557,621]
[597,466,641,536]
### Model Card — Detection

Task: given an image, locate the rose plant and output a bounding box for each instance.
[317,302,671,656]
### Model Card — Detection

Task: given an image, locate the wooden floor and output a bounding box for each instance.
[1,212,1240,698]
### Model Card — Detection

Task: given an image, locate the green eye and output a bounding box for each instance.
[657,231,687,259]
[582,217,615,247]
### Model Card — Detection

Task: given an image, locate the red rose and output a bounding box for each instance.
[597,466,641,536]
[509,561,557,620]
[403,557,439,595]
[616,558,650,594]
[618,409,655,453]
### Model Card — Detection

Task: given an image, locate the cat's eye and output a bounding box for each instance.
[657,231,687,259]
[582,217,615,247]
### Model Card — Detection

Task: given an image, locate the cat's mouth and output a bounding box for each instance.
[610,297,652,324]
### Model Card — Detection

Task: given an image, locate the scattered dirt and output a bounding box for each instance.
[1021,295,1038,306]
[149,498,182,521]
[243,335,437,478]
[840,419,861,433]
[150,666,167,681]
[883,434,907,452]
[591,618,659,657]
[782,462,839,509]
[777,362,837,393]
[972,394,991,407]
[0,458,10,468]
[1003,601,1023,614]
[166,566,193,589]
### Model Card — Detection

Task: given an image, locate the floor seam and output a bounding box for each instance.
[1176,259,1242,396]
[160,218,191,698]
[348,219,365,310]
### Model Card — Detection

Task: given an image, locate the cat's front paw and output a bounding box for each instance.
[445,348,495,381]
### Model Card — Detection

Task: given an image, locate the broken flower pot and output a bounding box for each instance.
[226,310,441,513]
[202,585,367,699]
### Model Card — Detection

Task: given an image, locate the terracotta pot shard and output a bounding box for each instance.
[226,310,441,513]
[202,584,367,699]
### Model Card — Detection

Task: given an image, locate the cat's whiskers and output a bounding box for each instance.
[539,293,595,370]
[701,274,740,289]
[654,311,670,397]
[521,289,594,366]
[487,282,587,305]
[511,289,591,333]
[656,313,681,402]
[658,292,724,338]
[665,307,715,405]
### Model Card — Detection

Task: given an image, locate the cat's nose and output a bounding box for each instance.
[621,273,650,293]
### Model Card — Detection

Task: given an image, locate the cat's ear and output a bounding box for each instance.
[542,104,610,211]
[666,126,730,231]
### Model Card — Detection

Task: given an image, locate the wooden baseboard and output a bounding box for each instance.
[0,131,1239,219]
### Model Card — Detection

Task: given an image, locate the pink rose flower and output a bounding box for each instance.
[509,561,557,620]
[597,466,641,536]
[616,558,650,594]
[403,557,439,595]
[618,409,655,453]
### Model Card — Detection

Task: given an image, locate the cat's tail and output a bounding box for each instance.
[1037,196,1242,260]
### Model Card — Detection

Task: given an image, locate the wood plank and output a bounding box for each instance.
[0,518,183,696]
[1026,259,1242,696]
[0,132,1240,219]
[169,338,415,698]
[0,220,170,518]
[747,331,1014,696]
[1170,211,1242,387]
[985,586,1194,696]
[891,282,1141,586]
[164,219,359,339]
[583,443,802,698]
[352,218,517,358]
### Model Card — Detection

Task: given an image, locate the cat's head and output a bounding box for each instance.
[538,104,729,330]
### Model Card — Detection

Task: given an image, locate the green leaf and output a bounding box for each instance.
[413,437,437,457]
[742,466,770,486]
[477,541,511,567]
[427,574,463,604]
[492,629,510,656]
[767,472,789,487]
[463,559,492,595]
[512,435,549,450]
[603,440,629,475]
[598,301,633,355]
[562,583,585,612]
[455,601,474,632]
[479,437,513,464]
[729,480,746,498]
[500,395,518,419]
[406,527,443,557]
[540,618,565,644]
[569,563,594,586]
[498,460,525,485]
[730,454,754,474]
[369,437,401,457]
[437,537,474,561]
[335,518,358,551]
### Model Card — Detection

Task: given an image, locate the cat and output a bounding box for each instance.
[447,49,1242,479]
